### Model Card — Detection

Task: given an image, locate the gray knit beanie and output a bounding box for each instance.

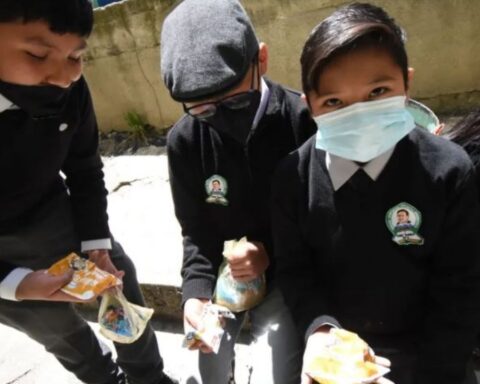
[160,0,259,102]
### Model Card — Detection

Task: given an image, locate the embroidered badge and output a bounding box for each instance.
[385,202,424,246]
[205,175,228,206]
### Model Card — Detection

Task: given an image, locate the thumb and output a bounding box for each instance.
[47,269,74,292]
[300,372,312,384]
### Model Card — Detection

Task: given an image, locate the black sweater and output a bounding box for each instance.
[0,77,109,282]
[167,80,316,304]
[272,128,480,383]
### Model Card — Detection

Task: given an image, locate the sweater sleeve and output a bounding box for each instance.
[271,153,340,343]
[416,168,480,383]
[61,77,110,242]
[167,125,224,305]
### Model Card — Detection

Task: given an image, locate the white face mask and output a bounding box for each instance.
[314,96,415,162]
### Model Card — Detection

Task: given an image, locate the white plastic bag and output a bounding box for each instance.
[98,287,154,344]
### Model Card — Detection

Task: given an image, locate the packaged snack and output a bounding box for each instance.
[182,303,235,354]
[213,237,266,312]
[98,287,154,344]
[47,253,120,300]
[305,329,390,384]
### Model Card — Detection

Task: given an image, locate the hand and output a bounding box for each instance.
[184,298,213,354]
[301,329,394,384]
[87,249,125,281]
[15,269,88,302]
[227,241,269,282]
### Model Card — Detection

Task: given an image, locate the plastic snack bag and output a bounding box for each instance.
[305,329,390,384]
[213,237,266,312]
[182,303,235,354]
[47,253,120,300]
[98,287,154,344]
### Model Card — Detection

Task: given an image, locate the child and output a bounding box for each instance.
[161,0,316,382]
[0,1,176,383]
[271,3,480,384]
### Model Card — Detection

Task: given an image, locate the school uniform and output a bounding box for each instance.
[167,78,316,383]
[272,128,480,384]
[0,78,168,384]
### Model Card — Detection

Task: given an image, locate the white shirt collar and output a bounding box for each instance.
[326,148,395,191]
[252,77,270,129]
[0,93,15,114]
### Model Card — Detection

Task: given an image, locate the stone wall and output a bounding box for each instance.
[84,0,480,132]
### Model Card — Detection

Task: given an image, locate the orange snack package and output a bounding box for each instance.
[48,253,120,300]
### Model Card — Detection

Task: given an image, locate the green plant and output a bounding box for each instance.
[124,111,148,145]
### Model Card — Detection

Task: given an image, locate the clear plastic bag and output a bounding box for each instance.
[214,237,266,312]
[98,287,154,344]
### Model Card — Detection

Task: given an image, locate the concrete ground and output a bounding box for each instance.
[0,153,255,384]
[0,318,253,384]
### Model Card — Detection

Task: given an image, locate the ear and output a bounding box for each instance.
[258,42,268,76]
[433,123,445,136]
[406,67,415,94]
[301,93,314,113]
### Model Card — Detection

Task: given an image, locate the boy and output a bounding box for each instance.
[272,3,480,384]
[0,1,176,383]
[160,0,316,382]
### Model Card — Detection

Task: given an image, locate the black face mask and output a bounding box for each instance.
[0,80,72,120]
[202,89,261,144]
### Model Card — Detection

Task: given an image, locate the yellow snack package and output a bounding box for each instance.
[48,253,120,300]
[214,237,266,312]
[305,329,390,384]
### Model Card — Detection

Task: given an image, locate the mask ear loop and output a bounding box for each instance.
[250,52,260,91]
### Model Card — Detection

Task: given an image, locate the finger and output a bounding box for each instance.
[373,355,391,368]
[114,270,125,279]
[46,270,74,294]
[187,339,202,351]
[199,344,214,354]
[227,256,247,266]
[232,274,257,283]
[230,268,253,278]
[300,372,313,384]
[376,377,395,384]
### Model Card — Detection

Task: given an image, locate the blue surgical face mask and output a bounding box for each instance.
[314,96,415,162]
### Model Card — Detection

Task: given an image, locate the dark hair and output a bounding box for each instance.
[0,0,94,37]
[301,3,408,95]
[445,108,480,149]
[396,209,409,216]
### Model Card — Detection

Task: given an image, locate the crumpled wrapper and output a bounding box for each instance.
[182,303,235,354]
[306,329,390,384]
[47,253,120,300]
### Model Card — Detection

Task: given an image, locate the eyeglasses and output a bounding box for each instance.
[183,53,260,120]
[183,89,258,120]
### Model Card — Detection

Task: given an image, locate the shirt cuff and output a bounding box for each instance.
[0,268,33,301]
[81,238,112,252]
[305,315,341,342]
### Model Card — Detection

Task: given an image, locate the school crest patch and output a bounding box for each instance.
[205,175,229,206]
[385,202,424,246]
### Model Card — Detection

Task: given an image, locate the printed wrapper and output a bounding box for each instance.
[306,329,390,384]
[182,303,235,354]
[98,287,154,344]
[47,253,120,300]
[213,237,266,312]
